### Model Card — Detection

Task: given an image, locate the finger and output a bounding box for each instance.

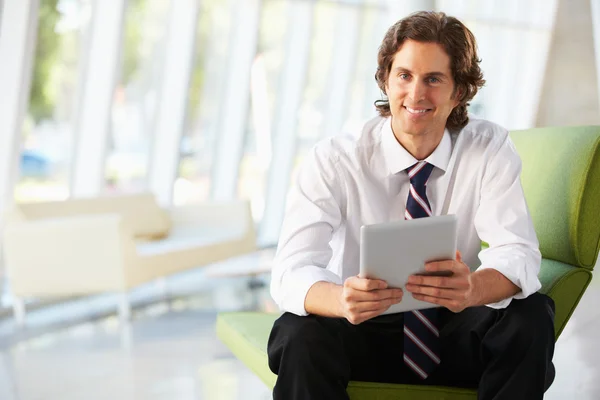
[359,300,397,316]
[360,307,392,322]
[424,259,455,272]
[347,288,403,303]
[411,293,453,308]
[456,250,462,262]
[405,284,459,300]
[351,298,400,313]
[425,260,465,274]
[407,275,468,289]
[344,289,380,302]
[347,276,388,291]
[359,288,404,301]
[348,307,390,325]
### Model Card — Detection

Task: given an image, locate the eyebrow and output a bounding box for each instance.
[393,67,449,79]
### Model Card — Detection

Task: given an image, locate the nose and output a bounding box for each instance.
[408,80,427,102]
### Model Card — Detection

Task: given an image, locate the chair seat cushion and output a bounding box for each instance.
[216,312,477,399]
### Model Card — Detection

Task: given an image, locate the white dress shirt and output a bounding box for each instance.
[271,116,542,316]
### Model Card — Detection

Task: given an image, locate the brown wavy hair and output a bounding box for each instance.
[374,11,485,131]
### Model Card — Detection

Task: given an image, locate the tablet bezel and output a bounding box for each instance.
[358,214,458,314]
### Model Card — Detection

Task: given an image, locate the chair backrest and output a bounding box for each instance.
[12,192,171,239]
[510,126,600,270]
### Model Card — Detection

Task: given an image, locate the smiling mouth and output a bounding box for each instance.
[404,106,432,115]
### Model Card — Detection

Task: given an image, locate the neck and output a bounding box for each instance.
[391,118,445,160]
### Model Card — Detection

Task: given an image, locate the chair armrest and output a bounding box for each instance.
[538,258,593,338]
[3,214,137,296]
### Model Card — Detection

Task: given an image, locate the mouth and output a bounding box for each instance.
[404,106,433,115]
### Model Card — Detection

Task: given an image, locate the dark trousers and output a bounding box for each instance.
[267,293,555,400]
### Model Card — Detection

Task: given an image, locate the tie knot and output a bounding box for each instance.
[406,161,434,187]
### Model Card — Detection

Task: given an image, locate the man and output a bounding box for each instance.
[268,11,555,400]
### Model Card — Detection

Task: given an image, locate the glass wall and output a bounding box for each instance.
[104,0,172,194]
[2,0,564,260]
[237,0,288,222]
[16,0,91,203]
[174,0,234,206]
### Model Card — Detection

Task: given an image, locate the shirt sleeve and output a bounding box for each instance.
[473,134,542,309]
[270,142,345,316]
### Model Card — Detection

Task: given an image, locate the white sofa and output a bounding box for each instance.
[2,193,256,323]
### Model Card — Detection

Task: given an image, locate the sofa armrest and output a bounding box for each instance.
[167,200,256,242]
[3,214,137,296]
[538,258,593,338]
[168,200,252,228]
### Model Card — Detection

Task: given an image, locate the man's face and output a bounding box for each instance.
[385,40,460,138]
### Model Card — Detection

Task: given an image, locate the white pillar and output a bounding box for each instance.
[210,0,261,201]
[182,1,234,204]
[258,1,314,245]
[71,0,127,198]
[147,0,200,206]
[0,0,39,210]
[536,0,598,126]
[321,6,361,138]
[364,7,395,120]
[0,0,39,278]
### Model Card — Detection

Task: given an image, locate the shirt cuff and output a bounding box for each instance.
[475,263,541,310]
[279,265,343,316]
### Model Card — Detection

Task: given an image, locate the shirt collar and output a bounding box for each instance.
[381,117,452,175]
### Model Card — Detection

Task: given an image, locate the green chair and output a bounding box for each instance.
[217,126,600,399]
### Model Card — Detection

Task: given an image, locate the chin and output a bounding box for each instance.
[399,119,427,136]
[403,128,427,137]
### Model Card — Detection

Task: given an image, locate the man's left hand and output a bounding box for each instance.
[405,251,474,313]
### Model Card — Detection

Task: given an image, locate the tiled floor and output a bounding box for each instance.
[0,252,598,399]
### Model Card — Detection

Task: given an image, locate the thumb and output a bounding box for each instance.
[456,250,462,262]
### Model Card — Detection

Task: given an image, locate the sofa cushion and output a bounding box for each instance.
[135,228,239,257]
[131,224,255,285]
[15,193,170,239]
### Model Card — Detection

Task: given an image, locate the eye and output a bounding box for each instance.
[427,77,440,84]
[399,73,410,80]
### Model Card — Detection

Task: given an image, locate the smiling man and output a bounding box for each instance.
[267,11,555,400]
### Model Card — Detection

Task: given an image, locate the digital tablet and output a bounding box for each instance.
[359,214,458,315]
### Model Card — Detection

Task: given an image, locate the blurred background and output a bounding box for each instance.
[0,0,599,399]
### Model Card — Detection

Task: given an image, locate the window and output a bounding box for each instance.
[16,0,91,203]
[105,0,171,194]
[174,0,234,205]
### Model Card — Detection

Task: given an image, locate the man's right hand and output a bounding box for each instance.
[339,276,403,325]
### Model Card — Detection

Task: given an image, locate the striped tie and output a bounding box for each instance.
[403,161,441,379]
